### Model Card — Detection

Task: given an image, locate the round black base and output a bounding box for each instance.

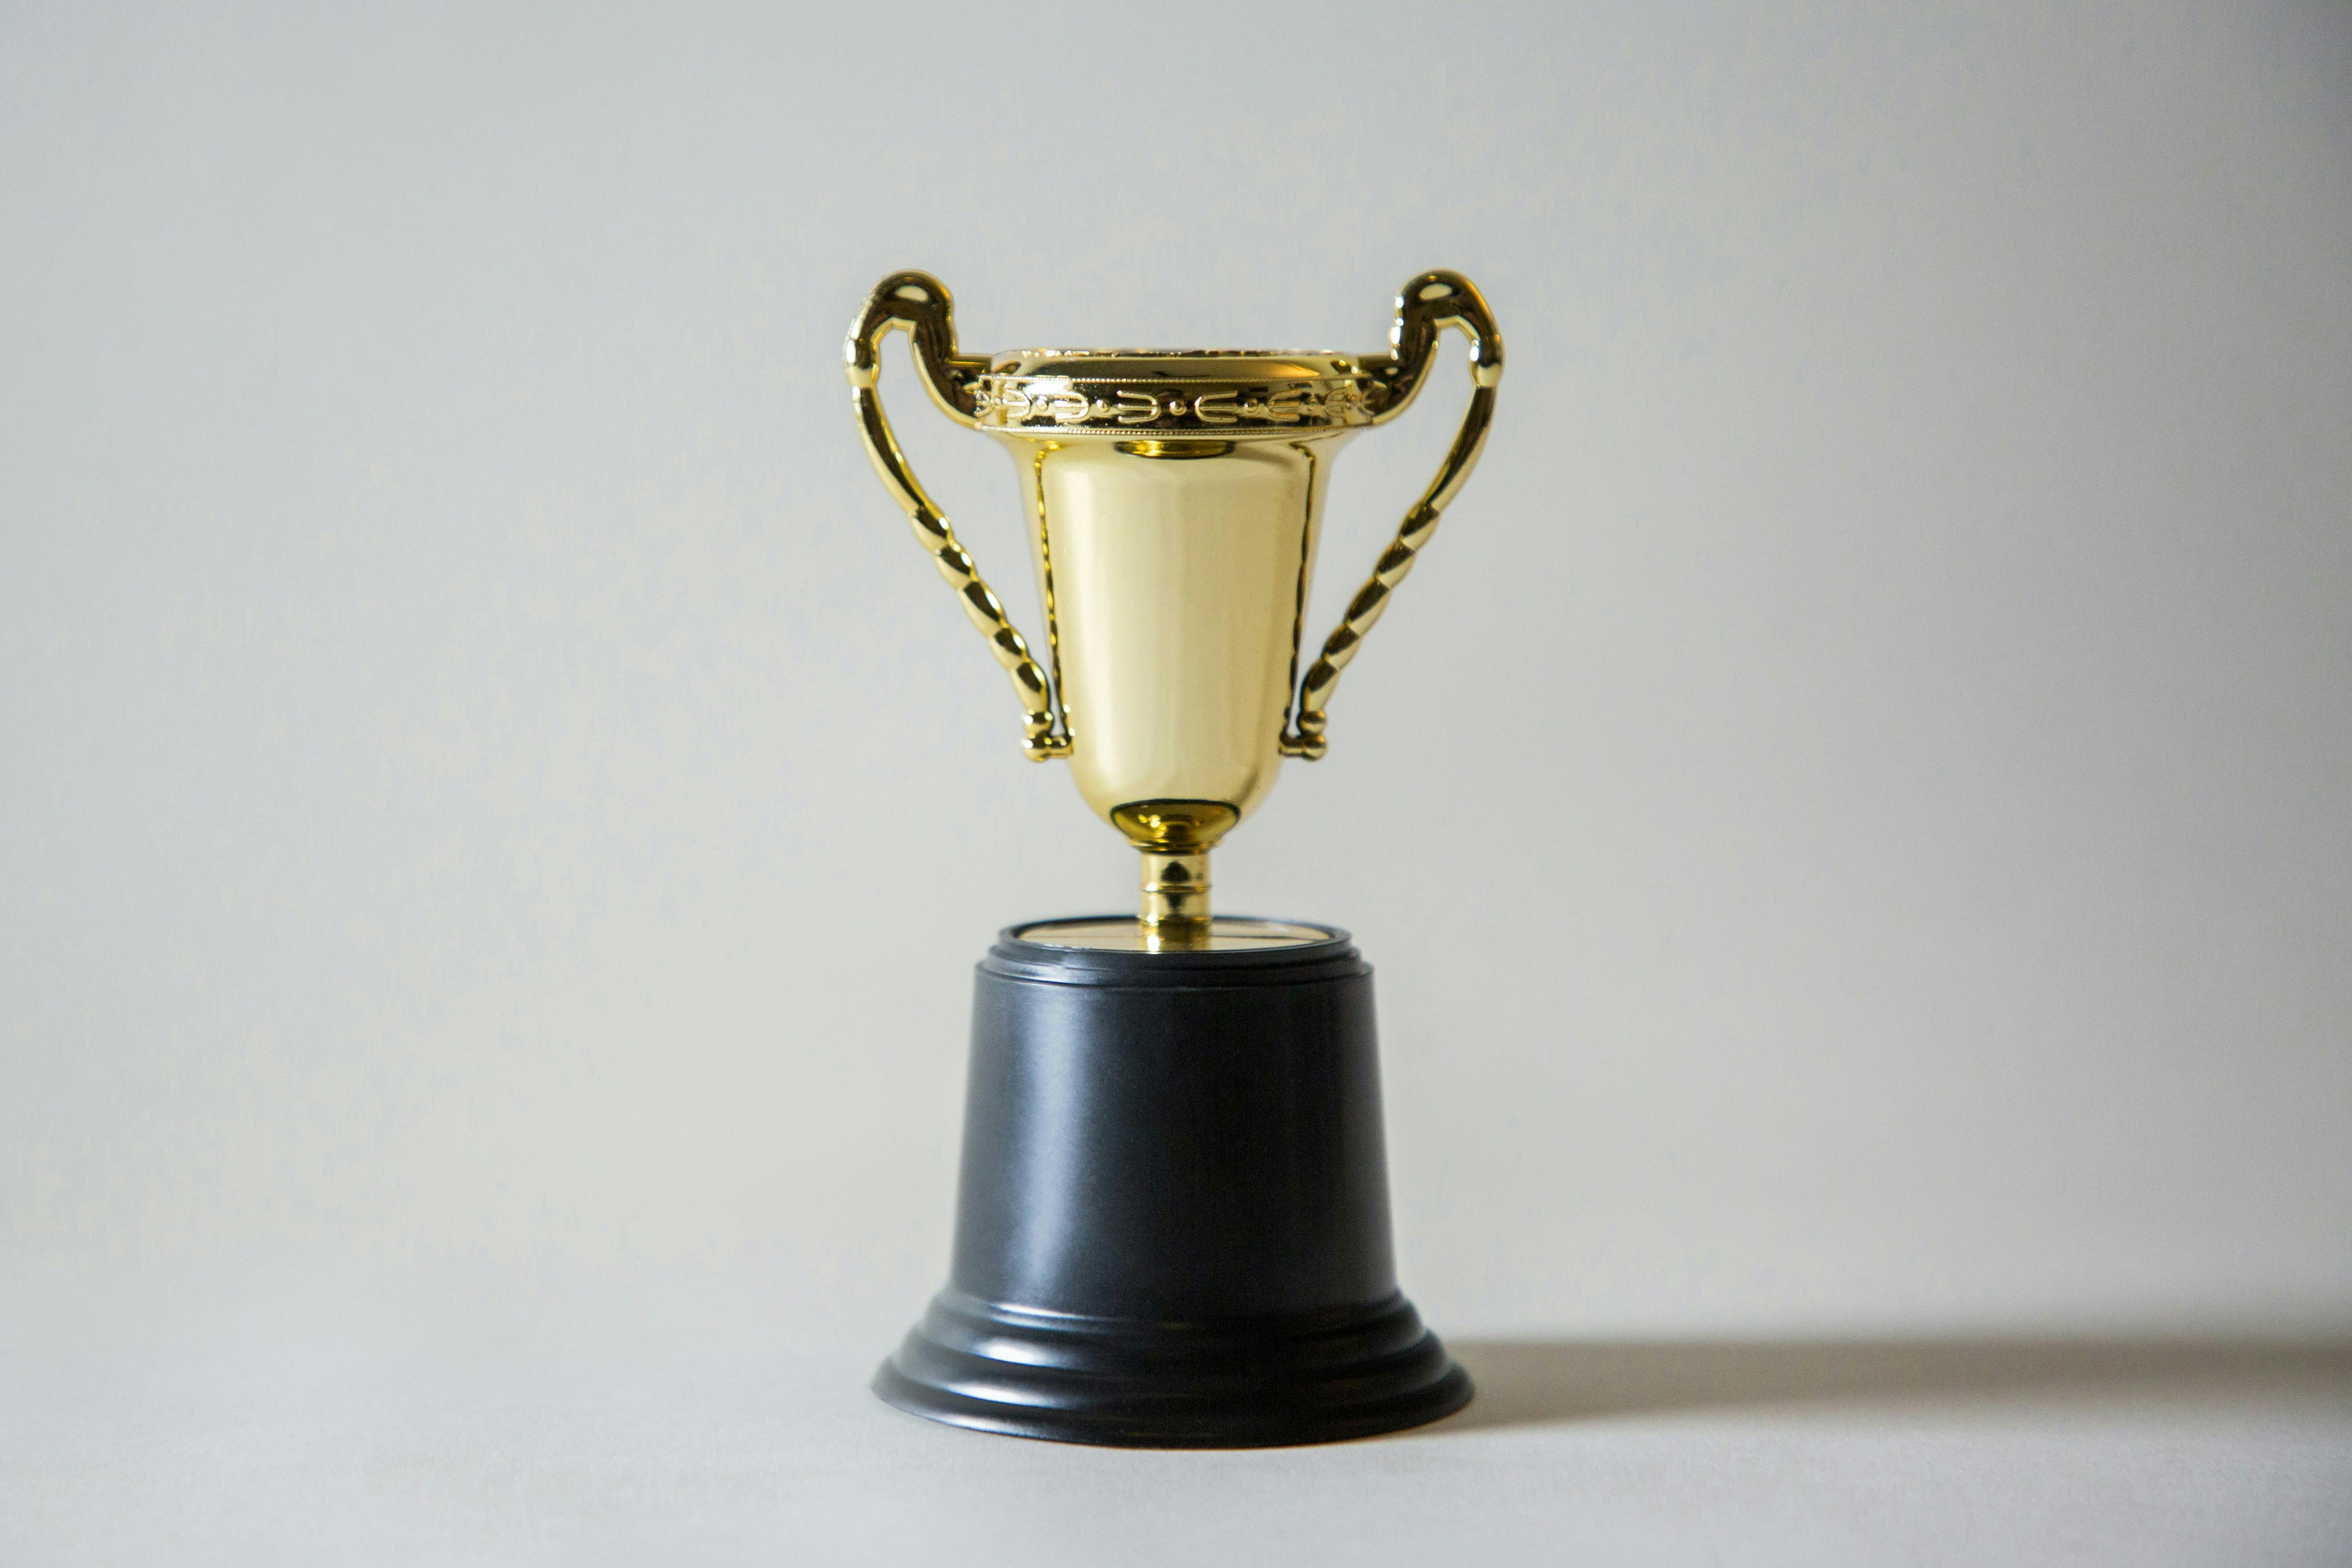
[875,920,1472,1448]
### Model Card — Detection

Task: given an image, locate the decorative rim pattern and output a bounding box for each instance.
[973,353,1381,436]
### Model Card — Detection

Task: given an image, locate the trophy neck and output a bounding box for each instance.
[1139,848,1211,941]
[1112,800,1235,938]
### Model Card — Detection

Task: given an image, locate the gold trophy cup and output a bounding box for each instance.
[848,269,1501,945]
[849,271,1502,1446]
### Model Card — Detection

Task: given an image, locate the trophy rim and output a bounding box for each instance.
[972,352,1381,435]
[986,348,1367,375]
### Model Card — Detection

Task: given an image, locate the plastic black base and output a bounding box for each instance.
[875,920,1471,1448]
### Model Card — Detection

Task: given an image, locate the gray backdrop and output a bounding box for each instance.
[4,0,2348,1453]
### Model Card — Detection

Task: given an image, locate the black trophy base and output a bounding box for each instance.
[875,919,1471,1449]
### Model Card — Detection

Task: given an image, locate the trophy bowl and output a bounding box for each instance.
[846,270,1502,1445]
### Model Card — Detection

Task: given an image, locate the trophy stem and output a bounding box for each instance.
[1111,800,1237,947]
[1139,848,1211,941]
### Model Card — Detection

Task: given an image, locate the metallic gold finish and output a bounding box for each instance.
[976,352,1379,436]
[1024,435,1333,843]
[1137,851,1211,929]
[845,271,1504,929]
[1114,439,1236,460]
[1113,798,1239,933]
[1109,799,1242,852]
[845,273,1068,759]
[1282,273,1504,761]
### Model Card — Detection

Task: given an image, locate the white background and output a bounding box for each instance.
[4,3,2349,1562]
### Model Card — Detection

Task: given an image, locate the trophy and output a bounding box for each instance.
[846,269,1502,1446]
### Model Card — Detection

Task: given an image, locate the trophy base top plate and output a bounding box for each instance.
[1011,915,1332,952]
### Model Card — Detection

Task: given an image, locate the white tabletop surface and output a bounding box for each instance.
[7,1264,2348,1567]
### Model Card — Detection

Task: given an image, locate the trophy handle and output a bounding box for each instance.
[846,272,1069,760]
[1281,271,1504,761]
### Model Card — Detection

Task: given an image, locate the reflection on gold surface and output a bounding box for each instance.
[845,271,1503,931]
[1110,800,1239,933]
[1114,439,1237,460]
[1022,437,1336,839]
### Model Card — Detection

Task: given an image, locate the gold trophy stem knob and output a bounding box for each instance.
[1112,799,1238,946]
[1139,849,1212,947]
